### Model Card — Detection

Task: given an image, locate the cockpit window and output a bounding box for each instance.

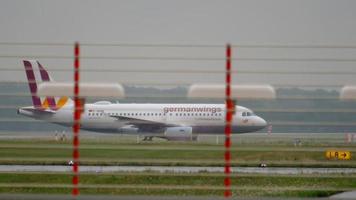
[242,111,255,117]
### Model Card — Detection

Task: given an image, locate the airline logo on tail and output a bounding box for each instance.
[23,60,71,110]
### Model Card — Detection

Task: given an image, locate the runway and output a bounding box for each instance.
[1,165,356,175]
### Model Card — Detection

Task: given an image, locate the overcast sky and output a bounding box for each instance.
[1,0,356,88]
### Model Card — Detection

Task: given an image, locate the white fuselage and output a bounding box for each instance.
[18,60,268,140]
[18,102,267,135]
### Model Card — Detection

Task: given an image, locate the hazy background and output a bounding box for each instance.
[0,0,356,87]
[1,0,356,133]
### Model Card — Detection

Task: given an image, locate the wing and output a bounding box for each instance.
[109,115,178,132]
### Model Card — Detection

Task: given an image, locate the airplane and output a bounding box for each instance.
[17,60,268,141]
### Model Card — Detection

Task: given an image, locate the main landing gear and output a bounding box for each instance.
[142,136,153,141]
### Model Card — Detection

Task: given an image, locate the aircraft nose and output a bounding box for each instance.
[257,116,267,128]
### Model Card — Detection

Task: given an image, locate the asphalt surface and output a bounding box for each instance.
[1,165,356,174]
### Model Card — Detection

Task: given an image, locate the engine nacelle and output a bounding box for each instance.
[118,125,139,134]
[164,127,196,141]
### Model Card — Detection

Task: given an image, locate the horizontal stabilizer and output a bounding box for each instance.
[19,107,56,115]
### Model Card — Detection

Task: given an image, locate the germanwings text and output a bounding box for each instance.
[163,107,222,114]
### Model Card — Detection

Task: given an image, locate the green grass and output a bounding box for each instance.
[1,173,356,187]
[0,138,354,167]
[0,136,355,197]
[0,173,353,197]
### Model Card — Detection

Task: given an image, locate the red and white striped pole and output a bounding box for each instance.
[224,44,233,197]
[72,42,81,196]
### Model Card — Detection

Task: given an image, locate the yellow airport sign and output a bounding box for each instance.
[326,150,351,160]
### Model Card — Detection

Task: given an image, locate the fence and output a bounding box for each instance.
[0,42,355,199]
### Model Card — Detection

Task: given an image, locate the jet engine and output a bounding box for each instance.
[164,127,197,141]
[119,125,139,133]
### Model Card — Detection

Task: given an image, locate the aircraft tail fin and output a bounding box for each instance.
[23,60,72,110]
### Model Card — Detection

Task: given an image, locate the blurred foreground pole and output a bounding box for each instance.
[35,44,124,198]
[224,44,233,198]
[72,42,81,196]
